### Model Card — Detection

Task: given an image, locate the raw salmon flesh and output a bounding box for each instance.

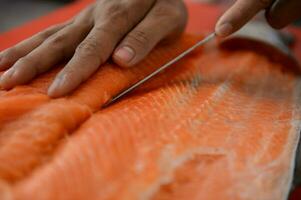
[0,1,301,200]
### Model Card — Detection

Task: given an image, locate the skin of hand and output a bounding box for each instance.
[0,0,187,97]
[215,0,301,37]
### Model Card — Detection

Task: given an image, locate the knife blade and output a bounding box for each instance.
[104,32,216,107]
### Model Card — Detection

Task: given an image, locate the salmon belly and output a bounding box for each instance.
[0,33,300,200]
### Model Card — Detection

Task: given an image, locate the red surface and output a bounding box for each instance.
[0,0,301,199]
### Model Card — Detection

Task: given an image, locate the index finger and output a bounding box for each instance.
[47,0,155,97]
[215,0,274,37]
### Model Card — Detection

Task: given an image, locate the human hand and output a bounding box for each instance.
[215,0,301,37]
[0,0,187,97]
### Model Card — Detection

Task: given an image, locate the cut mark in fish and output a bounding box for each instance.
[104,33,216,107]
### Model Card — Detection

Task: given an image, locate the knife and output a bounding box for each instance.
[104,32,216,107]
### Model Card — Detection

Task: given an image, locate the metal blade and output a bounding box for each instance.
[104,32,215,107]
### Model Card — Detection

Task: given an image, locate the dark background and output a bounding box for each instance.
[0,0,73,32]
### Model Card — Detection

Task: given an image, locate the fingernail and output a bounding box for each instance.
[114,46,135,64]
[2,68,15,80]
[216,23,233,37]
[48,75,66,96]
[0,68,15,88]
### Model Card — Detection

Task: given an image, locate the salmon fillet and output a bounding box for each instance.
[1,1,301,199]
[0,35,200,185]
[0,33,300,199]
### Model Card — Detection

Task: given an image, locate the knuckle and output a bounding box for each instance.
[4,47,19,58]
[154,2,186,22]
[76,38,99,57]
[35,23,68,43]
[93,26,112,36]
[73,22,91,32]
[152,5,170,18]
[38,30,52,39]
[17,56,34,66]
[18,56,43,74]
[46,33,68,47]
[103,3,129,23]
[153,1,187,32]
[42,24,61,37]
[127,30,149,47]
[44,32,70,57]
[93,25,123,41]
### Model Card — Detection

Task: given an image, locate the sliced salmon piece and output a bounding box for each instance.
[0,99,91,182]
[6,44,301,200]
[0,94,49,127]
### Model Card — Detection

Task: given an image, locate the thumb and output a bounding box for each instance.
[113,1,187,67]
[215,0,274,37]
[113,28,156,68]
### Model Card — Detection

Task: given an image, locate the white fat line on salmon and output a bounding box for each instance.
[249,78,301,200]
[161,73,203,115]
[101,54,225,138]
[137,56,253,200]
[107,84,191,136]
[158,68,231,135]
[139,145,227,200]
[168,78,231,134]
[102,51,218,136]
[169,52,253,135]
[196,85,269,199]
[220,57,296,199]
[217,76,301,200]
[102,73,205,138]
[150,52,276,199]
[243,65,289,161]
[99,70,231,199]
[90,84,194,147]
[233,104,292,199]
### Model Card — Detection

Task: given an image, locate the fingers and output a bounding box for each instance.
[48,0,156,97]
[215,0,274,37]
[0,0,188,97]
[0,7,94,89]
[113,0,187,67]
[266,0,301,29]
[47,26,113,97]
[0,23,68,71]
[0,23,92,89]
